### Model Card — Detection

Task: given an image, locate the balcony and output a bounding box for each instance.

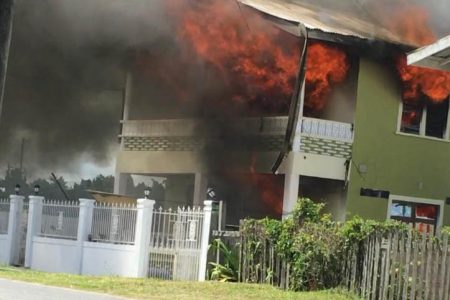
[119,117,353,157]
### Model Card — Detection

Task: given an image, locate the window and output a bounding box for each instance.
[399,98,450,140]
[388,196,442,234]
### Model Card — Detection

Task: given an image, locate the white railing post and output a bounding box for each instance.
[77,198,95,274]
[6,194,24,265]
[198,200,213,282]
[24,195,44,268]
[135,198,155,278]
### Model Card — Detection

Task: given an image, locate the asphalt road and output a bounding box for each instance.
[0,278,128,300]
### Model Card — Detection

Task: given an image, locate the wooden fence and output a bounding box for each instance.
[354,231,450,300]
[239,228,450,300]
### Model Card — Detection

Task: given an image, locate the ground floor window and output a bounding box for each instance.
[388,196,442,234]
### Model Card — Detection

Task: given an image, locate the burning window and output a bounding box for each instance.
[390,200,440,234]
[399,98,450,139]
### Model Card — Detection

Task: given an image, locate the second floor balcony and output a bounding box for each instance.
[119,117,354,158]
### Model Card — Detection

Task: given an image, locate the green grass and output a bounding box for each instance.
[0,266,358,300]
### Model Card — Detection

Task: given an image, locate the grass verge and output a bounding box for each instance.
[0,266,358,300]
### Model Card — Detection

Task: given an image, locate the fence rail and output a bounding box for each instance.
[39,200,80,240]
[90,202,137,245]
[0,199,10,234]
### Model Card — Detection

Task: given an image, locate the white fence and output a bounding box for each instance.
[90,202,137,245]
[0,199,10,234]
[17,196,213,280]
[149,207,205,281]
[40,200,79,240]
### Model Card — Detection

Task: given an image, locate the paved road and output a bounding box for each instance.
[0,278,128,300]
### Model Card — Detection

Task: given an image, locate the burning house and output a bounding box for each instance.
[113,0,450,231]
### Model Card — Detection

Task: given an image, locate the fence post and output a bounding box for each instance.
[198,200,213,282]
[135,198,155,278]
[5,194,24,265]
[77,198,95,274]
[24,195,44,268]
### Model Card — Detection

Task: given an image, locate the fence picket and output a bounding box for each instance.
[402,231,412,300]
[431,237,441,300]
[425,235,433,300]
[371,234,381,300]
[409,233,418,300]
[381,234,392,300]
[439,233,448,300]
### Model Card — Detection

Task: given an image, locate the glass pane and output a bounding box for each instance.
[401,101,423,135]
[416,204,438,220]
[391,202,412,217]
[426,99,449,139]
[416,222,434,234]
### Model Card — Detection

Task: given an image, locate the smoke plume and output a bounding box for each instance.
[0,0,170,178]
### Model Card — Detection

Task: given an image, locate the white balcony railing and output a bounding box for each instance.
[299,117,354,143]
[120,117,289,137]
[120,117,353,143]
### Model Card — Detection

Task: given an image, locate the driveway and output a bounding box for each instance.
[0,278,128,300]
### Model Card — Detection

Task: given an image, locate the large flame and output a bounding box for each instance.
[388,2,450,102]
[396,55,450,102]
[305,42,350,112]
[167,0,351,114]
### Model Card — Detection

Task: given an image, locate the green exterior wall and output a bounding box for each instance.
[346,58,450,225]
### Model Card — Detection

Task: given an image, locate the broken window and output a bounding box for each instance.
[390,200,439,234]
[399,98,450,139]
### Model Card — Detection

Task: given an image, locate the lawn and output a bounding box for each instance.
[0,266,358,300]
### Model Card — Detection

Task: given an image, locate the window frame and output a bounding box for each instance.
[397,98,450,141]
[387,194,444,234]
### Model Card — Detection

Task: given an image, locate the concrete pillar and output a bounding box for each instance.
[77,198,95,274]
[114,172,129,195]
[24,195,44,268]
[134,198,155,278]
[198,200,213,281]
[193,173,208,207]
[6,194,24,265]
[282,172,300,219]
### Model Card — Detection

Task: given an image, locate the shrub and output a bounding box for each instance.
[240,198,408,292]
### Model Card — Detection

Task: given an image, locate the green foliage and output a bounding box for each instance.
[209,239,239,282]
[240,198,409,292]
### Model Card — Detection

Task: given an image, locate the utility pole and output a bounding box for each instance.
[0,0,15,126]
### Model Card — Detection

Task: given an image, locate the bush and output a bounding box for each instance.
[240,198,408,292]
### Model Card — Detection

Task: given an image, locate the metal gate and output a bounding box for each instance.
[148,207,205,281]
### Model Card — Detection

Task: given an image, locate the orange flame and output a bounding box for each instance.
[396,55,450,102]
[166,0,351,114]
[389,2,450,102]
[305,42,350,112]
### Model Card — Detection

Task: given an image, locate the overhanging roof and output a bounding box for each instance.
[238,0,417,47]
[407,35,450,72]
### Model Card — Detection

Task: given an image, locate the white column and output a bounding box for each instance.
[6,194,24,265]
[134,198,155,278]
[114,173,128,195]
[24,195,44,268]
[77,198,95,274]
[282,172,300,219]
[198,200,213,281]
[193,173,208,207]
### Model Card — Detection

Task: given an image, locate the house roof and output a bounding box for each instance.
[238,0,426,47]
[407,35,450,72]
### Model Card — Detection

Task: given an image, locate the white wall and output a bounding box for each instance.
[82,242,138,277]
[30,237,80,274]
[0,235,8,264]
